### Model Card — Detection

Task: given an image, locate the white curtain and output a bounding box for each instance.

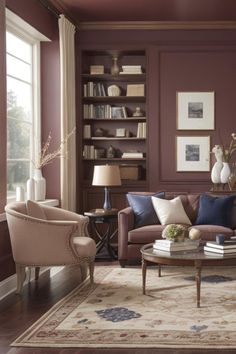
[58,15,76,211]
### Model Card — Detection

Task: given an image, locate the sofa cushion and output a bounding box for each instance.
[128,224,165,244]
[26,200,46,220]
[127,191,165,228]
[195,194,236,228]
[151,196,192,225]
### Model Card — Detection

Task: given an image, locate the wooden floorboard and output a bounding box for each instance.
[0,261,235,354]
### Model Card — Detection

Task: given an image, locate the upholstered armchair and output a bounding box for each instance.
[5,201,96,294]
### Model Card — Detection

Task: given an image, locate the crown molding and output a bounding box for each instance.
[78,21,236,31]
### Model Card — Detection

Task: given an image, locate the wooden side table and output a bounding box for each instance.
[84,209,118,259]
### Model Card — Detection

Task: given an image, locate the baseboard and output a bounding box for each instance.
[0,266,64,300]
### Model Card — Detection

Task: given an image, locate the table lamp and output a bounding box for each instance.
[92,165,121,210]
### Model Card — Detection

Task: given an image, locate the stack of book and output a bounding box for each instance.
[153,239,200,253]
[120,65,142,74]
[136,122,146,138]
[122,151,143,159]
[204,240,236,255]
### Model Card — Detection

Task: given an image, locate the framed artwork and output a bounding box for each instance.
[176,136,210,172]
[177,92,215,130]
[111,106,127,118]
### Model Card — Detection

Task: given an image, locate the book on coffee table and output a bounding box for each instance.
[206,240,236,249]
[204,245,236,254]
[153,239,199,252]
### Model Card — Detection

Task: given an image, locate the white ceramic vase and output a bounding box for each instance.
[34,169,46,201]
[211,161,223,184]
[220,162,231,184]
[26,178,35,200]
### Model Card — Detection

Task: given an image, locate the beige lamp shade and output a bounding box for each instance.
[92,165,121,186]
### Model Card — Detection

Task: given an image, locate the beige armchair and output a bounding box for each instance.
[5,201,96,294]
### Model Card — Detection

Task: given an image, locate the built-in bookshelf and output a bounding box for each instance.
[80,50,147,187]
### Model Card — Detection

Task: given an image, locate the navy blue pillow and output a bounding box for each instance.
[195,194,236,228]
[127,192,165,228]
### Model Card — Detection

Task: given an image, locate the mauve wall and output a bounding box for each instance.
[0,0,60,282]
[78,30,236,195]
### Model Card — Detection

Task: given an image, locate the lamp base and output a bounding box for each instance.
[103,187,112,210]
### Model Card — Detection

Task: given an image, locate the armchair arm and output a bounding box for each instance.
[41,205,89,237]
[118,207,134,261]
[6,212,80,266]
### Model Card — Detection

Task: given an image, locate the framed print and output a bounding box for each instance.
[111,106,127,119]
[177,92,214,130]
[176,136,210,172]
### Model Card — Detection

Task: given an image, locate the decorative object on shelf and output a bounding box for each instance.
[211,145,223,184]
[92,165,121,209]
[132,107,143,117]
[111,106,127,119]
[16,186,25,202]
[220,162,231,184]
[126,84,145,97]
[90,65,104,75]
[94,128,106,137]
[162,224,187,242]
[34,168,46,201]
[177,91,215,130]
[107,145,116,158]
[26,178,35,200]
[107,85,121,97]
[116,128,126,137]
[110,56,119,76]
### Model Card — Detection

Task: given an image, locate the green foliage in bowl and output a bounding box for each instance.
[162,224,187,241]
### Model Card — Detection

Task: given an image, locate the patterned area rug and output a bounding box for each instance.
[12,266,236,348]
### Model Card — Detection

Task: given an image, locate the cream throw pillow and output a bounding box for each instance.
[151,196,192,225]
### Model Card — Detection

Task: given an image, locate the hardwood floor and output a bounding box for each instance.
[0,262,235,354]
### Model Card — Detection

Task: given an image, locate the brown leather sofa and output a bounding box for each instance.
[118,192,236,267]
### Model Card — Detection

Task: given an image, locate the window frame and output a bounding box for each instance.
[5,9,50,203]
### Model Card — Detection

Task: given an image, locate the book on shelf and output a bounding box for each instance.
[153,239,200,252]
[122,151,143,158]
[83,125,91,138]
[120,65,143,74]
[136,122,146,138]
[205,240,236,249]
[204,245,236,254]
[83,82,106,97]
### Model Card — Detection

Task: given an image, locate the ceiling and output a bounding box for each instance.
[48,0,236,22]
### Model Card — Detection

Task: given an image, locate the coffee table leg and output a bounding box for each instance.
[142,257,147,295]
[158,264,161,277]
[195,260,202,308]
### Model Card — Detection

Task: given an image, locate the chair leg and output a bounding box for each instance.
[35,267,40,280]
[15,264,26,295]
[89,262,94,285]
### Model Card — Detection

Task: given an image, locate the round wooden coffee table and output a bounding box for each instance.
[141,243,236,308]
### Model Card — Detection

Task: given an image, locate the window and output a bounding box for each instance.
[6,31,34,198]
[6,9,50,200]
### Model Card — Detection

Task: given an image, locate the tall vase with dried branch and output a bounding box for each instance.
[33,128,75,201]
[220,133,236,187]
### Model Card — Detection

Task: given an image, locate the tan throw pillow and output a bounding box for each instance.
[26,200,47,220]
[151,196,192,225]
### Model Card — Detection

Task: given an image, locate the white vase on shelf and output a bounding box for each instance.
[34,169,46,201]
[220,162,231,184]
